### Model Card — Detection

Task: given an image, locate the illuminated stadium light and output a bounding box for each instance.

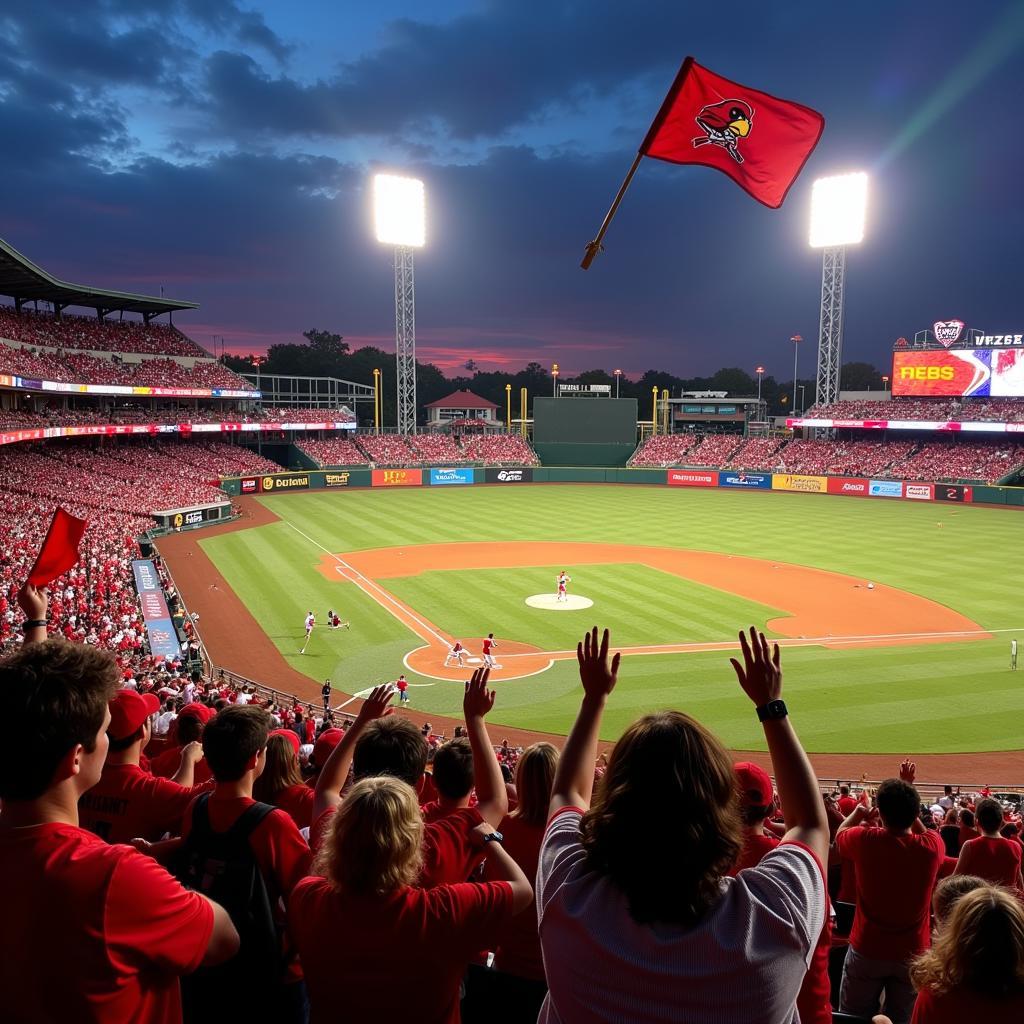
[808,172,868,248]
[373,174,426,248]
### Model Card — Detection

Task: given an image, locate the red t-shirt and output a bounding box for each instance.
[956,835,1023,887]
[272,783,315,831]
[911,985,1024,1023]
[835,825,944,960]
[838,796,859,816]
[485,813,546,981]
[482,639,493,655]
[78,762,211,844]
[396,678,408,692]
[728,830,782,876]
[0,822,212,1024]
[290,876,514,1024]
[150,745,213,785]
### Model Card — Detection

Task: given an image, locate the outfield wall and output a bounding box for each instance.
[216,466,1024,506]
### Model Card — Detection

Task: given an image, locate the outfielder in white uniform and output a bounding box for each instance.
[300,612,315,654]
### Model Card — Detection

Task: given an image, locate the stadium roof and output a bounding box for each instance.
[425,389,498,409]
[0,236,198,316]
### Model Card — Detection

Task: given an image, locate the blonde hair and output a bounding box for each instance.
[931,874,986,925]
[512,742,558,827]
[313,776,423,894]
[911,886,1024,998]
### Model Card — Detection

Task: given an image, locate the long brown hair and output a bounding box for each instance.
[511,742,558,827]
[253,734,303,801]
[313,776,423,895]
[911,886,1024,998]
[581,710,741,926]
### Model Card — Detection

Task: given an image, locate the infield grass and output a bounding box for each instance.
[199,485,1024,753]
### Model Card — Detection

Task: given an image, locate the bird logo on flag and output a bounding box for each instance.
[692,99,754,163]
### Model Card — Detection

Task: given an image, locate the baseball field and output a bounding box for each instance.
[184,484,1022,757]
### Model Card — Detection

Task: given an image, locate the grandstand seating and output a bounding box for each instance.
[458,433,539,465]
[803,397,1024,424]
[0,306,209,357]
[0,405,355,431]
[358,433,417,465]
[888,442,1024,482]
[723,437,786,469]
[776,439,914,477]
[295,438,368,466]
[683,435,743,466]
[408,433,468,463]
[628,434,698,466]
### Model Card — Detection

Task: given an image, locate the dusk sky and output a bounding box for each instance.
[1,1,1022,378]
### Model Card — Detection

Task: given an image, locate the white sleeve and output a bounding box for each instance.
[737,843,827,966]
[536,808,586,920]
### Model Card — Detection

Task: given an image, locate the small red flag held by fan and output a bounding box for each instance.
[28,508,88,587]
[581,56,824,268]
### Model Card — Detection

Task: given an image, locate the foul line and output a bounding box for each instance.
[283,521,449,646]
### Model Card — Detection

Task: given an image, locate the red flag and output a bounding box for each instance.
[640,57,824,208]
[28,508,88,587]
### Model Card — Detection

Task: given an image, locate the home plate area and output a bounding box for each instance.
[525,593,594,610]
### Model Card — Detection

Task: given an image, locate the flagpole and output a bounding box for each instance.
[580,152,644,270]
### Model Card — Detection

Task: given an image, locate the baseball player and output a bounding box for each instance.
[396,674,410,704]
[557,571,572,602]
[299,611,315,654]
[481,633,498,668]
[1012,638,1018,670]
[445,640,466,667]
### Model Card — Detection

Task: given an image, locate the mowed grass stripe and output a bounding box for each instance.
[193,486,1024,753]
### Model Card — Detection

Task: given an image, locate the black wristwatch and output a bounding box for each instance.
[756,699,788,722]
[480,831,504,845]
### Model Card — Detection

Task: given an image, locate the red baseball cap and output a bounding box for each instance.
[270,729,300,755]
[178,702,215,724]
[734,761,774,808]
[312,728,343,767]
[108,691,160,741]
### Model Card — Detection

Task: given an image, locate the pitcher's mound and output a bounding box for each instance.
[525,594,594,611]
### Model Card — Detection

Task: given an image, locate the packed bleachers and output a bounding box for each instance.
[358,433,417,465]
[723,437,785,469]
[803,397,1024,424]
[295,437,369,466]
[889,442,1024,482]
[0,404,355,431]
[628,434,698,466]
[409,433,468,463]
[776,439,915,476]
[684,434,743,466]
[0,305,209,357]
[458,433,539,465]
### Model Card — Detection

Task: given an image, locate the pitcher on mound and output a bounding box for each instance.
[557,571,572,602]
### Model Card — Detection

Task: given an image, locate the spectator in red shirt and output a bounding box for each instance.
[252,730,314,830]
[835,762,945,1023]
[954,797,1024,889]
[150,702,215,782]
[728,761,781,875]
[177,705,311,1023]
[313,671,509,886]
[291,774,532,1024]
[838,784,859,817]
[79,690,211,843]
[905,885,1024,1022]
[421,736,474,822]
[0,584,238,1023]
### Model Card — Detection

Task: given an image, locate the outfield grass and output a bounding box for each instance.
[199,485,1024,753]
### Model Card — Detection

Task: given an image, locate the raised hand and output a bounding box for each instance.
[356,683,396,724]
[577,627,620,700]
[729,627,782,707]
[899,758,916,784]
[16,582,47,621]
[464,667,496,720]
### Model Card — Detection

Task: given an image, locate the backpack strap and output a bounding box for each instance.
[188,792,213,840]
[228,800,279,841]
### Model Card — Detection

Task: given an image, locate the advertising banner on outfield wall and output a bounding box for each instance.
[667,470,718,487]
[772,474,828,493]
[827,477,869,496]
[324,472,351,488]
[904,484,934,501]
[240,477,259,494]
[869,480,904,498]
[429,468,475,486]
[934,484,973,502]
[131,559,181,660]
[261,474,310,492]
[718,472,771,489]
[372,468,423,487]
[484,468,533,483]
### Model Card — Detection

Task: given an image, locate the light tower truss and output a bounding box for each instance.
[394,245,417,435]
[814,245,846,411]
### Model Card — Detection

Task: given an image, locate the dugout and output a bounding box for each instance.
[532,396,638,466]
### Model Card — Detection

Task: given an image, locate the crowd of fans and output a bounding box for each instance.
[297,433,540,467]
[0,305,210,356]
[0,404,357,431]
[803,397,1024,424]
[0,340,253,390]
[2,609,1022,1023]
[630,433,1024,482]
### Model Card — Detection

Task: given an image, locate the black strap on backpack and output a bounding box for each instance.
[174,794,285,1021]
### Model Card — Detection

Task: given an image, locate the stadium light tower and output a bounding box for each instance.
[374,174,425,435]
[789,335,802,412]
[614,368,622,398]
[809,172,868,410]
